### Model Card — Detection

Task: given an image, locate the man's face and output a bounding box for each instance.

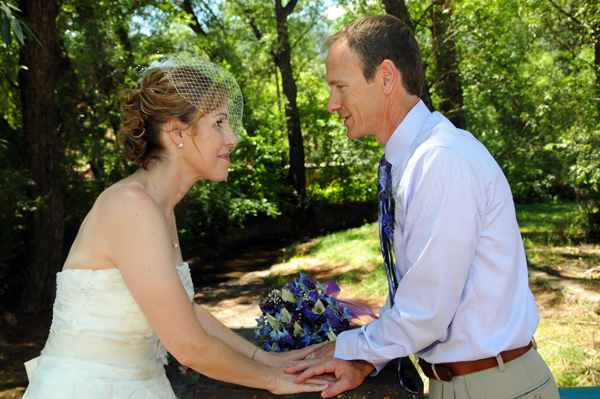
[326,39,381,141]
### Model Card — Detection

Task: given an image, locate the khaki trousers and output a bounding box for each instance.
[428,346,559,399]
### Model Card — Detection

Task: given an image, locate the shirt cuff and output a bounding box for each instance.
[368,359,391,376]
[333,327,390,376]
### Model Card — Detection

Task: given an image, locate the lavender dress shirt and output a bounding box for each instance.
[334,101,539,374]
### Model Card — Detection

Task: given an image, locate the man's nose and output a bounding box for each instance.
[326,93,340,113]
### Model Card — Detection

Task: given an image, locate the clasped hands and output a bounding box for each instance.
[284,341,375,398]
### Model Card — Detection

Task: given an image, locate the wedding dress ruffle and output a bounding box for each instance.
[23,263,194,399]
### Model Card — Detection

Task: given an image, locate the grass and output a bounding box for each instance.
[515,202,584,244]
[268,201,599,387]
[536,318,600,386]
[277,223,388,298]
[517,203,600,293]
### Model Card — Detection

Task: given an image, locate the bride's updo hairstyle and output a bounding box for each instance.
[119,53,244,168]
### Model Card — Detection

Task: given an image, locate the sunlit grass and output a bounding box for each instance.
[282,223,381,267]
[516,202,600,293]
[515,202,585,246]
[536,319,600,386]
[274,223,387,297]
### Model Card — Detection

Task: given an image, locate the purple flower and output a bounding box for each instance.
[286,284,302,298]
[324,308,340,328]
[300,273,316,290]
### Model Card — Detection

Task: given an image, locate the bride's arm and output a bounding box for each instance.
[101,186,328,394]
[192,303,327,367]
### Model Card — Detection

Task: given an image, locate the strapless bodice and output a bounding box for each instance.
[23,263,193,399]
[49,262,194,346]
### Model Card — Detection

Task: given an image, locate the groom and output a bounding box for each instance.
[287,14,559,399]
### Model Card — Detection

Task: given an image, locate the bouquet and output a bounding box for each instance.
[254,272,353,352]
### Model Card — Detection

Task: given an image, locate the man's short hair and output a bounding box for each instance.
[325,14,423,97]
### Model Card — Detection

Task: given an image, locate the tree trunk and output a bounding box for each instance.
[382,0,412,30]
[274,0,306,203]
[430,0,466,129]
[18,0,65,313]
[382,0,435,111]
[595,27,599,119]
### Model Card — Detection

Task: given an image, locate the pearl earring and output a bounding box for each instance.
[177,143,184,149]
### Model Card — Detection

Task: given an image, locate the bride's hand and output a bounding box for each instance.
[268,367,337,395]
[259,342,330,368]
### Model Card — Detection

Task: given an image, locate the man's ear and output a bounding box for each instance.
[378,60,399,95]
[164,118,185,147]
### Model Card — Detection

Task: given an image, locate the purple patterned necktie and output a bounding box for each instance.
[377,155,399,299]
[377,154,421,395]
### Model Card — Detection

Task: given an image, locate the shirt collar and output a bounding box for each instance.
[384,100,431,168]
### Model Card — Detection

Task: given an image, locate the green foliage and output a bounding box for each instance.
[0,1,40,47]
[2,0,600,305]
[555,124,600,240]
[558,126,600,201]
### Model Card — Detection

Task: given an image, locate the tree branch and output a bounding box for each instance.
[547,26,598,72]
[234,0,263,41]
[414,5,432,31]
[294,51,320,81]
[547,0,584,28]
[181,0,206,35]
[290,13,322,51]
[196,0,227,35]
[382,0,413,31]
[282,0,299,18]
[0,68,19,91]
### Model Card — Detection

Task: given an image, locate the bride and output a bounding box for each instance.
[23,53,331,398]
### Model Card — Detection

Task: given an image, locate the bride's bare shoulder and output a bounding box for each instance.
[94,179,156,218]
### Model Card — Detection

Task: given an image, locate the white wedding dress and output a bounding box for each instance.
[23,262,195,399]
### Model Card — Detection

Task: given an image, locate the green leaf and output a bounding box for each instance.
[11,15,23,46]
[0,3,12,19]
[1,17,10,45]
[5,3,19,12]
[17,16,41,47]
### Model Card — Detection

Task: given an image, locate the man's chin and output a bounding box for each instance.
[346,128,365,141]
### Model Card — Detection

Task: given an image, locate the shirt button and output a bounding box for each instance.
[345,350,350,356]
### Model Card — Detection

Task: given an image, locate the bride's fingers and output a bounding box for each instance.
[285,359,317,374]
[298,383,330,392]
[303,374,338,385]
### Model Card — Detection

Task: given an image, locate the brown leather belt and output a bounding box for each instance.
[418,341,533,382]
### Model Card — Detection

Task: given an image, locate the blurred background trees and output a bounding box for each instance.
[0,0,598,312]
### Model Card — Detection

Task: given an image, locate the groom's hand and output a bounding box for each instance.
[286,357,374,398]
[305,340,336,360]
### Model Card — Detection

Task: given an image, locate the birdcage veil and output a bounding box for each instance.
[146,52,243,142]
